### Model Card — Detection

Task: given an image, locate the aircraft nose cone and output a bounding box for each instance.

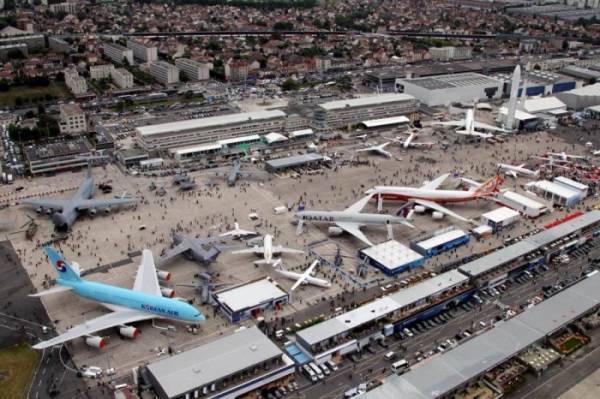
[51,213,69,232]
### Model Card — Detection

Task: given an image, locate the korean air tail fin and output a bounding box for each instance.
[44,246,81,282]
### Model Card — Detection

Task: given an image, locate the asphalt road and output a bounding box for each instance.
[289,244,600,399]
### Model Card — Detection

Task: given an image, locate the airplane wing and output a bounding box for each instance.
[455,130,492,138]
[410,142,435,147]
[506,170,518,179]
[29,285,73,297]
[431,120,464,127]
[413,198,472,223]
[20,198,68,211]
[220,229,256,237]
[345,195,373,213]
[420,173,450,190]
[472,121,506,133]
[33,310,155,350]
[133,250,161,296]
[335,221,373,246]
[158,242,191,265]
[76,197,137,210]
[232,246,264,255]
[291,260,319,291]
[271,245,304,255]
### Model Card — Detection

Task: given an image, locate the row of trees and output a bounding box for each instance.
[7,115,59,143]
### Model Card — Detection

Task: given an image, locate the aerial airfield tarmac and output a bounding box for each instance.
[0,128,592,377]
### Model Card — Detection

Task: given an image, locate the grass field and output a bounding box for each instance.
[0,343,39,399]
[0,82,71,106]
[561,336,583,353]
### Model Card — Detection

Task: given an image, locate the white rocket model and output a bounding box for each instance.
[504,65,521,131]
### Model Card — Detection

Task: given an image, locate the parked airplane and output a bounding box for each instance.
[232,234,304,265]
[295,195,414,246]
[273,259,331,290]
[366,174,504,223]
[214,159,270,186]
[20,166,137,231]
[433,109,506,139]
[32,247,204,350]
[497,163,540,179]
[220,222,257,239]
[355,142,392,158]
[546,152,588,162]
[158,233,238,266]
[385,132,435,149]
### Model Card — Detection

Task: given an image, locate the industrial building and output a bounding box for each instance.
[359,240,425,276]
[312,94,418,131]
[149,61,179,85]
[265,153,327,173]
[175,58,211,81]
[498,190,547,218]
[458,210,600,286]
[556,83,600,110]
[213,278,289,323]
[103,42,134,66]
[525,180,581,207]
[116,148,150,168]
[496,69,579,98]
[481,207,521,232]
[24,138,93,175]
[395,73,504,106]
[361,271,600,399]
[0,34,45,51]
[146,326,295,399]
[560,65,600,84]
[288,128,314,141]
[411,228,470,257]
[136,110,286,151]
[126,40,158,63]
[554,176,588,199]
[294,270,472,360]
[520,96,568,120]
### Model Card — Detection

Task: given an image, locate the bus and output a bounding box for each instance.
[391,359,410,375]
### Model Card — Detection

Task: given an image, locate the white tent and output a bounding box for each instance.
[556,83,600,110]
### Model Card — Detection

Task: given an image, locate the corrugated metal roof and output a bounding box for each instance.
[459,210,600,277]
[523,97,566,114]
[361,272,600,399]
[266,153,325,169]
[136,110,286,137]
[296,270,467,347]
[481,207,520,223]
[214,279,287,312]
[318,93,415,111]
[416,229,468,251]
[361,116,410,128]
[146,327,282,398]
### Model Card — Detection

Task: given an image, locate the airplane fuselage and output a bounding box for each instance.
[273,269,331,288]
[58,278,201,322]
[296,211,405,225]
[368,187,481,203]
[52,176,95,231]
[497,163,539,177]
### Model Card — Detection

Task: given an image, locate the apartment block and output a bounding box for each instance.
[103,42,134,66]
[111,67,134,89]
[64,68,87,95]
[149,61,179,85]
[175,58,211,81]
[90,64,114,80]
[127,40,158,63]
[59,103,87,134]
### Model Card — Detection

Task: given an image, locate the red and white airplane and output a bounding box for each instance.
[366,174,504,223]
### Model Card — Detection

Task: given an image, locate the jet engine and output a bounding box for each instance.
[328,226,344,236]
[161,287,175,298]
[89,208,97,216]
[45,208,53,215]
[413,205,426,213]
[119,326,140,339]
[35,207,43,214]
[102,207,111,214]
[85,335,106,349]
[432,211,444,220]
[157,270,171,282]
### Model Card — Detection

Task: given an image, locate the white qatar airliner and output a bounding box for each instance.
[273,260,331,291]
[366,173,504,223]
[233,234,304,265]
[497,163,540,179]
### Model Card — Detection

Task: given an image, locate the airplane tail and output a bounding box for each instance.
[473,175,504,197]
[44,246,81,282]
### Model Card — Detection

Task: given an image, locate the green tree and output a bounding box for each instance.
[282,78,299,91]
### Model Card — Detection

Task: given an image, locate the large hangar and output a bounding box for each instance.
[395,72,504,106]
